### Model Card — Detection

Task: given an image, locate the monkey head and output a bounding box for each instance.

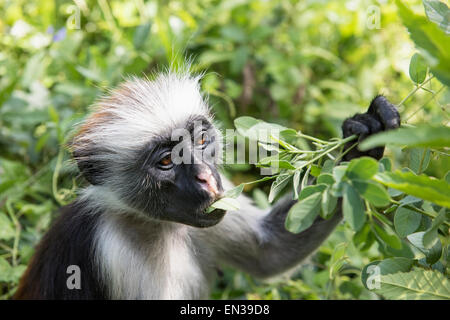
[69,73,226,228]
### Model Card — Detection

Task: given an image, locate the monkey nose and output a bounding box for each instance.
[195,169,220,197]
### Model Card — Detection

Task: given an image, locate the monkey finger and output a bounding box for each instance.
[342,117,370,141]
[367,95,400,130]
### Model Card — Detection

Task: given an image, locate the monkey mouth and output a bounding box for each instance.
[196,208,226,228]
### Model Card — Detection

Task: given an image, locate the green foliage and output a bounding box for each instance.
[360,125,450,150]
[375,171,450,208]
[1,0,449,300]
[374,269,450,300]
[409,53,428,84]
[396,0,450,86]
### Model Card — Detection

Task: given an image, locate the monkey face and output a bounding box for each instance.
[120,116,226,228]
[70,73,227,227]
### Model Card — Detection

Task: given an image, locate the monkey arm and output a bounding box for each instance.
[198,187,342,279]
[200,95,400,279]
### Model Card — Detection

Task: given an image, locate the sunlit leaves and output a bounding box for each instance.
[285,192,322,234]
[360,125,450,150]
[374,269,450,300]
[396,0,450,85]
[208,197,240,212]
[409,53,428,84]
[269,174,292,203]
[361,257,414,290]
[374,170,450,208]
[423,0,450,34]
[346,157,379,180]
[224,184,244,199]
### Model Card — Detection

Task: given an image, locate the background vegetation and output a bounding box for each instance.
[0,0,448,299]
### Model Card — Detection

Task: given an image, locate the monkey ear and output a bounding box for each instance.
[71,147,105,185]
[67,135,107,186]
[68,107,115,185]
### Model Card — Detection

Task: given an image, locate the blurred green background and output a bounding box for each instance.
[0,0,448,299]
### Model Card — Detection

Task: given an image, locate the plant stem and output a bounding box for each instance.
[295,135,357,171]
[297,132,329,145]
[391,200,450,228]
[405,85,445,122]
[396,76,434,108]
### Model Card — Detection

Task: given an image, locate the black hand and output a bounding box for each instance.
[342,95,400,161]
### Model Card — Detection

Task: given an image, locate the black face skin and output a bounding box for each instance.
[123,116,225,228]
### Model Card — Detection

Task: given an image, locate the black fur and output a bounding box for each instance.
[342,95,400,161]
[14,201,107,299]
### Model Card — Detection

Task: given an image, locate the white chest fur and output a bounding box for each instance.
[94,214,210,299]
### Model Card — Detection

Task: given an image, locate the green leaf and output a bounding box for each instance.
[379,157,392,172]
[394,206,422,237]
[309,164,321,177]
[279,129,300,145]
[399,195,422,205]
[346,157,379,180]
[423,208,447,248]
[258,159,296,170]
[423,0,450,34]
[409,53,428,84]
[234,116,286,143]
[343,184,366,231]
[0,212,15,240]
[317,173,334,186]
[444,171,450,184]
[408,148,431,174]
[321,160,335,174]
[375,269,450,300]
[298,184,327,200]
[373,223,403,250]
[268,174,292,203]
[374,170,450,208]
[285,192,322,234]
[360,125,450,150]
[407,231,442,264]
[224,184,244,199]
[377,257,415,275]
[396,0,450,86]
[321,188,337,219]
[353,223,371,247]
[361,257,414,290]
[209,197,240,212]
[352,180,391,207]
[329,242,348,278]
[0,257,12,282]
[293,170,301,200]
[332,165,347,183]
[252,189,270,209]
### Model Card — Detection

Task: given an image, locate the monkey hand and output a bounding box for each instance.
[341,95,400,161]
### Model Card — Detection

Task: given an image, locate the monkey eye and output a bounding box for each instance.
[158,153,173,169]
[196,131,210,148]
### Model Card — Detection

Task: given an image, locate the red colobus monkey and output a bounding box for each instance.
[15,71,400,299]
